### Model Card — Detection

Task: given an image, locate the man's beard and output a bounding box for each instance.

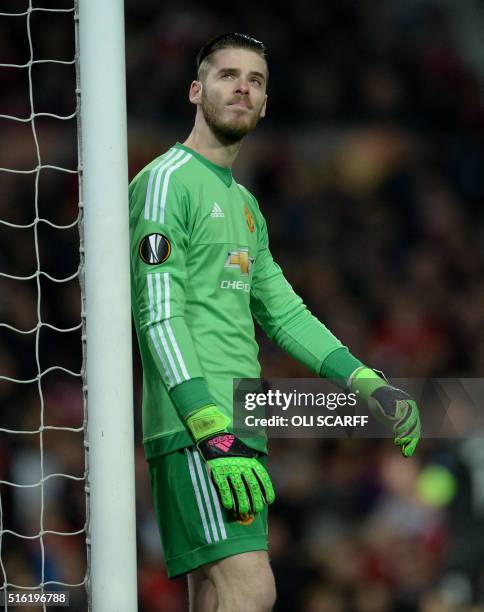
[201,91,262,144]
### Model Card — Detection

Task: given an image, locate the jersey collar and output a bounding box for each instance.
[175,143,233,187]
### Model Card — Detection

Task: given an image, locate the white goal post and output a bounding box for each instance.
[78,1,138,610]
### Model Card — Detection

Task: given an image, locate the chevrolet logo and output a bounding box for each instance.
[225,248,254,276]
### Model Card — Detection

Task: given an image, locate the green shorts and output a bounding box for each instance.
[148,446,269,578]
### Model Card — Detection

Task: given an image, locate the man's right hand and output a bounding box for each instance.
[187,405,275,516]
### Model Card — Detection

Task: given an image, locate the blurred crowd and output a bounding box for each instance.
[1,0,484,610]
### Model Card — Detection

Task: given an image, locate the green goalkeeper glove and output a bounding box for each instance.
[186,405,275,516]
[350,367,421,457]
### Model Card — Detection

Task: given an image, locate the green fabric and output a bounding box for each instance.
[149,449,268,578]
[319,347,364,387]
[350,366,386,402]
[144,430,194,458]
[186,405,231,441]
[175,142,233,187]
[169,378,216,421]
[130,143,344,459]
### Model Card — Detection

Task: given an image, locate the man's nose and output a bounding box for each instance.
[235,78,250,94]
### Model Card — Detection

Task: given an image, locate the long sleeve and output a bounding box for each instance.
[130,167,214,418]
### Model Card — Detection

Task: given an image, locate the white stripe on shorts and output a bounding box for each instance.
[185,448,211,544]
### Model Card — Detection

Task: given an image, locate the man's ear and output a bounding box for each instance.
[189,80,202,105]
[260,94,268,118]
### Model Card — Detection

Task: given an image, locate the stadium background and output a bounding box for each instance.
[1,0,484,610]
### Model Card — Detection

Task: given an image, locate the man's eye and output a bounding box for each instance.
[251,79,262,86]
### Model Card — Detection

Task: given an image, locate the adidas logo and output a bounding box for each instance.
[210,202,225,218]
[209,434,235,453]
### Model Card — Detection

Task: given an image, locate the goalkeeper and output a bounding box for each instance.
[129,33,421,612]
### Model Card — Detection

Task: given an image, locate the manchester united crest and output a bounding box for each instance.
[244,206,255,233]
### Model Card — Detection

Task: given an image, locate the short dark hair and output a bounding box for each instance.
[196,33,268,80]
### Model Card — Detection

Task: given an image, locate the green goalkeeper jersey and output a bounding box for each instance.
[129,142,343,458]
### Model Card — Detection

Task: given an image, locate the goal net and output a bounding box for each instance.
[0,2,137,610]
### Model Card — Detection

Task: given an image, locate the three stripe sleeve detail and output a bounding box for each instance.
[147,272,189,389]
[142,148,193,389]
